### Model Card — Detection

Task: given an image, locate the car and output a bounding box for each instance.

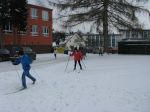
[10,47,36,62]
[92,48,99,54]
[107,47,118,54]
[86,47,93,53]
[0,48,10,62]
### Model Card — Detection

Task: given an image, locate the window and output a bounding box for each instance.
[112,36,116,47]
[31,8,38,19]
[31,25,38,36]
[42,10,49,21]
[42,26,49,36]
[3,22,12,33]
[143,31,148,38]
[132,31,138,38]
[126,31,130,38]
[148,31,150,38]
[96,36,99,46]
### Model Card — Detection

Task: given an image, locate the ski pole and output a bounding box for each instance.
[13,64,22,83]
[65,56,70,72]
[81,60,86,69]
[32,66,45,83]
[32,67,40,79]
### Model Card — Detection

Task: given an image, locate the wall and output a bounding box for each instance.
[3,4,53,53]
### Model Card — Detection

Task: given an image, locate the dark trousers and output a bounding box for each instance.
[54,54,56,59]
[22,70,36,88]
[74,60,82,70]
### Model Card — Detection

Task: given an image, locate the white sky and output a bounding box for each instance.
[28,0,150,33]
[0,53,150,112]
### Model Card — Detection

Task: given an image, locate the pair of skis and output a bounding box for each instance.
[67,69,83,73]
[4,83,36,95]
[4,88,27,95]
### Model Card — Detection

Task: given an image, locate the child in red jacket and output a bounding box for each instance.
[70,48,83,70]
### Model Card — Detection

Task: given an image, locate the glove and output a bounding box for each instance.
[12,62,18,65]
[70,53,72,56]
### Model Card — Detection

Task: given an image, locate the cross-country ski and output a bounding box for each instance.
[4,88,26,95]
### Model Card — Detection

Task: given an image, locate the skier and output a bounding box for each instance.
[99,46,104,56]
[13,50,36,89]
[70,48,83,70]
[54,48,57,59]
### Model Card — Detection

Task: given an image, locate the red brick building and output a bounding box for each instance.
[3,4,53,53]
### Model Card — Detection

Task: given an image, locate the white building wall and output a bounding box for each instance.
[65,34,86,50]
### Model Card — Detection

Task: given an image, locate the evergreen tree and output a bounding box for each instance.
[53,31,66,43]
[0,0,10,48]
[49,0,150,51]
[9,0,28,45]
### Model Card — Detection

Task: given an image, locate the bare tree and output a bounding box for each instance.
[49,0,150,51]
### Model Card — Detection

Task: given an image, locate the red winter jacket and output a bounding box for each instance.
[70,50,83,61]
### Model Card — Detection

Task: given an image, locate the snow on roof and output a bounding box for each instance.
[28,0,51,9]
[121,38,150,42]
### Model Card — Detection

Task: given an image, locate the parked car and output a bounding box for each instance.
[92,48,99,54]
[107,47,118,54]
[86,47,93,53]
[0,48,10,62]
[10,47,36,62]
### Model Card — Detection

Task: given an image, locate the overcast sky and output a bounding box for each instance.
[28,0,150,33]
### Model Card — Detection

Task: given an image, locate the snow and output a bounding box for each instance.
[28,0,51,9]
[0,53,150,112]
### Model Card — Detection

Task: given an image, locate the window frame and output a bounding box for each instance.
[3,22,12,34]
[42,26,49,37]
[42,10,49,21]
[31,25,38,36]
[31,8,38,19]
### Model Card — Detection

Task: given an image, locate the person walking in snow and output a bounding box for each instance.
[13,50,36,89]
[70,48,83,70]
[54,48,57,59]
[99,46,104,56]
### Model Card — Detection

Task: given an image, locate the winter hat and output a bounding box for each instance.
[74,47,77,51]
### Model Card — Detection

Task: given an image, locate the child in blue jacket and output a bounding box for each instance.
[13,50,36,89]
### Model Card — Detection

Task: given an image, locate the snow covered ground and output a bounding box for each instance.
[0,53,150,112]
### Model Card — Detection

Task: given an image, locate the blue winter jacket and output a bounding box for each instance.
[13,54,32,72]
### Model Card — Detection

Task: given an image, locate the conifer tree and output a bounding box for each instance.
[9,0,28,45]
[49,0,150,51]
[0,0,10,48]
